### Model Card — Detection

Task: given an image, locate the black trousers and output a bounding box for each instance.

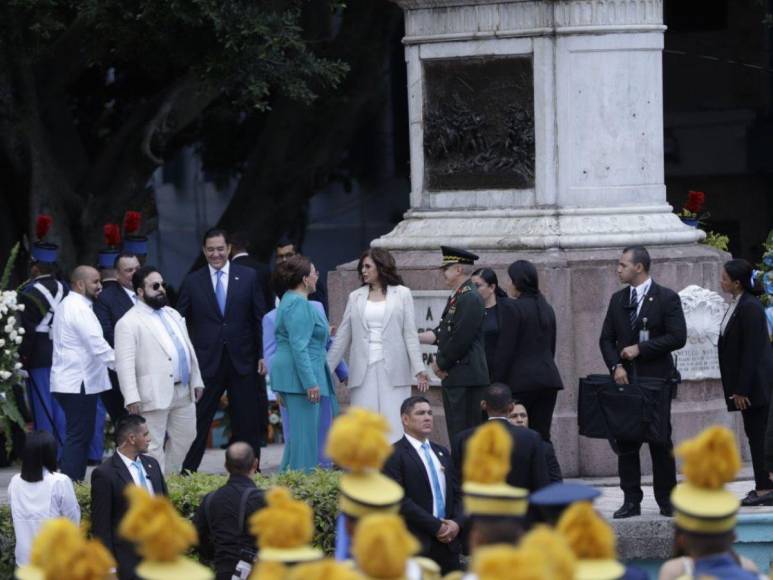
[442,385,486,444]
[54,385,97,482]
[513,389,558,442]
[741,403,773,490]
[617,425,677,507]
[426,539,461,575]
[182,354,264,472]
[100,371,127,422]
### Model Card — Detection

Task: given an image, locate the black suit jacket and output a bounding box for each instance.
[91,453,168,579]
[232,254,273,316]
[452,418,550,492]
[177,263,265,378]
[383,436,463,556]
[94,280,134,347]
[718,291,773,411]
[599,281,687,380]
[492,295,563,393]
[19,275,69,369]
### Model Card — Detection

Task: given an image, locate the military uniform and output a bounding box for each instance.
[433,247,488,443]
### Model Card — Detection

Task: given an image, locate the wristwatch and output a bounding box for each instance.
[611,364,621,373]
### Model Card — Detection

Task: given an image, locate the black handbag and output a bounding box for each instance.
[578,370,673,450]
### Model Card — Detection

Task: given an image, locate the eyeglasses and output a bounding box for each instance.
[149,282,167,291]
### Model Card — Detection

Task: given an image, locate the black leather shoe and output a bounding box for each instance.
[659,505,674,517]
[613,502,641,519]
[742,491,773,506]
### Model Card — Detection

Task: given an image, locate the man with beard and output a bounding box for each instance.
[115,266,204,474]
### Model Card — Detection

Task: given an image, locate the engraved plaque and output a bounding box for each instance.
[423,56,535,191]
[675,285,727,381]
[413,290,451,385]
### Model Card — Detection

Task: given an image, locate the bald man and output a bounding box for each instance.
[51,265,116,481]
[194,442,264,579]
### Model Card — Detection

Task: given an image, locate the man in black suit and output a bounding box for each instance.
[230,232,273,314]
[275,238,328,314]
[178,228,266,472]
[599,245,687,519]
[94,251,140,421]
[91,414,167,579]
[453,384,550,493]
[383,396,463,574]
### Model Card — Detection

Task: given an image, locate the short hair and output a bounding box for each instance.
[723,259,757,294]
[114,251,139,269]
[115,414,147,445]
[677,527,735,558]
[132,265,161,292]
[20,431,58,483]
[357,248,403,290]
[71,265,98,285]
[202,227,229,246]
[622,245,651,272]
[229,231,250,253]
[272,255,312,292]
[400,396,431,417]
[225,442,256,474]
[31,261,56,275]
[484,383,513,413]
[470,515,525,546]
[276,236,294,249]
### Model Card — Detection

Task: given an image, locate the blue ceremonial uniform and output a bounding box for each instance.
[692,553,759,579]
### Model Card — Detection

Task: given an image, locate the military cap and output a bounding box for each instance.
[440,245,479,267]
[31,215,59,264]
[530,482,601,523]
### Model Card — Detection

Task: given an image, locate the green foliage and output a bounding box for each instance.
[0,244,19,291]
[700,230,730,252]
[0,469,341,577]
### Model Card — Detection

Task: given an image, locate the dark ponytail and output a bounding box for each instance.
[507,260,551,328]
[472,267,507,298]
[723,259,761,296]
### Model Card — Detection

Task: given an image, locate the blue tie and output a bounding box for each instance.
[421,442,445,519]
[215,270,226,315]
[131,459,150,491]
[154,310,190,385]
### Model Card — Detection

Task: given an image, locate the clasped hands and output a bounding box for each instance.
[436,519,460,543]
[430,362,448,381]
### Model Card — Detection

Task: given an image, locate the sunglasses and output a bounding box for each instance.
[148,281,167,291]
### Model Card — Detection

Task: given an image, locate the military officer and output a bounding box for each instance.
[419,246,488,443]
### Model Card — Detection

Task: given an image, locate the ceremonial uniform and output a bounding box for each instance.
[433,247,488,442]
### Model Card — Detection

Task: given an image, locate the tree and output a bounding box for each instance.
[0,0,357,266]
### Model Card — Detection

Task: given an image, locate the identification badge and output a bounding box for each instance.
[639,317,650,343]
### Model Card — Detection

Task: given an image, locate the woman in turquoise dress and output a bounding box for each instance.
[270,255,337,472]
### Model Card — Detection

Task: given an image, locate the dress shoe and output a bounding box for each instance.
[613,502,641,519]
[659,504,673,517]
[741,490,760,506]
[741,491,773,506]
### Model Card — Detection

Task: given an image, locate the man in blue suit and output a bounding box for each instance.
[179,228,267,472]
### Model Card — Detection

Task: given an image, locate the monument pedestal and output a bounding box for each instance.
[329,243,743,477]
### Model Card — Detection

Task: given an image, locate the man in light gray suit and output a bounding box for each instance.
[115,265,204,474]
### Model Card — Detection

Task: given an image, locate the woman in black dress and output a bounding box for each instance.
[471,268,508,382]
[718,258,773,506]
[493,260,563,442]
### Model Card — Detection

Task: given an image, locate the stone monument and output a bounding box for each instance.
[328,0,742,476]
[675,285,727,381]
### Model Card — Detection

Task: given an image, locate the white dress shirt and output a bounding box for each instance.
[364,300,386,363]
[51,292,114,394]
[209,262,230,295]
[117,451,155,495]
[8,470,80,565]
[136,302,191,384]
[720,294,740,336]
[405,433,446,518]
[630,277,652,317]
[122,286,138,305]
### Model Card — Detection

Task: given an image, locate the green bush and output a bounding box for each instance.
[0,469,341,578]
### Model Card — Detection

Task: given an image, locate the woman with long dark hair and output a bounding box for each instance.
[328,248,427,439]
[718,258,773,506]
[492,260,563,442]
[8,430,80,565]
[471,268,508,382]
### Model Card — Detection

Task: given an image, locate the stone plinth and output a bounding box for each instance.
[329,244,741,477]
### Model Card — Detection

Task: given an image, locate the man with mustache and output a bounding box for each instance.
[114,266,204,474]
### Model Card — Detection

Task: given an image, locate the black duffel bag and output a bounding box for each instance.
[578,372,673,447]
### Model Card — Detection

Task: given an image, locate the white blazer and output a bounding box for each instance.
[327,284,424,389]
[114,304,204,412]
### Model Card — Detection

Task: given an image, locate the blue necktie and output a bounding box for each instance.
[154,310,190,385]
[421,442,445,519]
[131,459,150,491]
[215,270,226,315]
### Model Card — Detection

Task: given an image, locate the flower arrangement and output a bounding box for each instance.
[753,229,773,337]
[0,244,29,447]
[676,190,709,225]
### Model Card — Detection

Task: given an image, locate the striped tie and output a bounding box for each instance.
[629,288,638,328]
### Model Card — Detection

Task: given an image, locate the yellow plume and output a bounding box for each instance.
[287,559,363,580]
[325,407,392,472]
[472,544,550,580]
[351,514,420,579]
[520,525,577,580]
[675,425,741,489]
[249,486,314,549]
[248,561,287,580]
[119,485,198,561]
[462,421,512,484]
[29,518,84,568]
[556,502,616,560]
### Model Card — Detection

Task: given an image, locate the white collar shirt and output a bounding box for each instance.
[51,292,114,394]
[136,302,190,384]
[630,277,652,317]
[720,294,741,336]
[122,286,138,305]
[209,261,230,295]
[232,252,248,260]
[404,433,446,518]
[117,451,155,495]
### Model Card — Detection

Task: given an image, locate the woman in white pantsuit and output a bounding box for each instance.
[327,248,429,439]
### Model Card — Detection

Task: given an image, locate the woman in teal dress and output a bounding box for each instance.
[270,255,337,472]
